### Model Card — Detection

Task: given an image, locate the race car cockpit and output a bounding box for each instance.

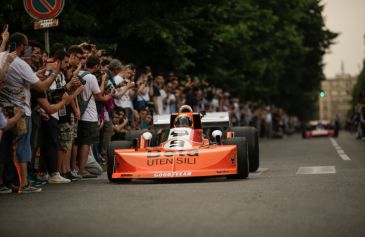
[174,114,193,128]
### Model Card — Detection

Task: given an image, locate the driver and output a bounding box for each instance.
[174,114,192,128]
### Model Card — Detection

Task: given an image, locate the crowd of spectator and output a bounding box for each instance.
[349,90,365,140]
[0,27,298,194]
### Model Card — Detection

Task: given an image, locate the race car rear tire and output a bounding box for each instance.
[223,137,249,179]
[107,140,132,182]
[230,126,259,172]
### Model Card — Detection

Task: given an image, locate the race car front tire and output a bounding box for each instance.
[107,140,132,182]
[230,126,259,172]
[223,137,249,179]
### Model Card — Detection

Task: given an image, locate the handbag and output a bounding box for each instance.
[11,116,27,141]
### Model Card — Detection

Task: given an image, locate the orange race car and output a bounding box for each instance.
[107,105,259,182]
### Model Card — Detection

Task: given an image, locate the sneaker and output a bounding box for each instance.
[19,184,42,194]
[0,184,12,194]
[28,176,47,187]
[79,170,97,178]
[29,179,44,187]
[71,170,82,179]
[62,172,81,181]
[37,172,49,182]
[48,172,71,184]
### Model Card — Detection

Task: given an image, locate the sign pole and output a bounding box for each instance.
[44,28,50,53]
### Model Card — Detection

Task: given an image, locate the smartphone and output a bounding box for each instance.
[3,24,8,32]
[10,42,16,52]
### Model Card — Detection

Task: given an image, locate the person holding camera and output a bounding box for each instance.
[64,45,85,178]
[96,59,121,161]
[162,82,177,114]
[37,49,83,183]
[0,32,63,193]
[113,65,137,128]
[76,56,112,178]
[134,70,152,112]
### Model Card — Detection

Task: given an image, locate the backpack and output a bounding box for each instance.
[78,71,92,116]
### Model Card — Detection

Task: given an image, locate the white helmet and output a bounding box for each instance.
[178,105,193,113]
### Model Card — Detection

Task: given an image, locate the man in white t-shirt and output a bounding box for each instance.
[0,32,60,193]
[76,56,112,178]
[113,67,136,128]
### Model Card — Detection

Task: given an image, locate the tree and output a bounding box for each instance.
[0,0,337,119]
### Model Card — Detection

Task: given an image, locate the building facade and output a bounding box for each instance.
[319,73,357,126]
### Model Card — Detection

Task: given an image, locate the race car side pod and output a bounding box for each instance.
[212,130,223,145]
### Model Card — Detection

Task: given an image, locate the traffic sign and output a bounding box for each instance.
[23,0,64,20]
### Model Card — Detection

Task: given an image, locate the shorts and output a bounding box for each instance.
[58,122,74,151]
[0,116,32,163]
[77,121,99,145]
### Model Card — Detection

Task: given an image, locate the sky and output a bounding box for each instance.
[322,0,365,78]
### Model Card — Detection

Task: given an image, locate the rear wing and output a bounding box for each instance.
[153,112,231,130]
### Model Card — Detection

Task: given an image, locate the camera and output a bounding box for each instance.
[44,59,56,77]
[46,88,66,104]
[9,42,16,52]
[78,76,87,85]
[93,71,102,80]
[4,106,14,117]
[104,83,113,93]
[44,70,52,77]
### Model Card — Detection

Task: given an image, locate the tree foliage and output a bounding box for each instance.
[0,0,337,119]
[352,58,365,107]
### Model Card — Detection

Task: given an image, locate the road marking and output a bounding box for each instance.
[337,150,345,154]
[329,138,351,161]
[296,166,336,175]
[250,168,268,176]
[339,154,351,161]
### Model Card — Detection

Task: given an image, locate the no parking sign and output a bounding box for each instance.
[23,0,65,53]
[23,0,64,20]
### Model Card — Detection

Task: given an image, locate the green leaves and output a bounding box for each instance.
[0,0,337,119]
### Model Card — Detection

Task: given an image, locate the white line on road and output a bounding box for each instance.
[339,154,351,161]
[296,166,336,175]
[329,138,351,161]
[337,150,345,154]
[250,168,268,176]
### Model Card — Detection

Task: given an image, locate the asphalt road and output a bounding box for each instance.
[1,131,365,237]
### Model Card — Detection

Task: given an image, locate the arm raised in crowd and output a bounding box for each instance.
[0,52,16,78]
[37,94,68,115]
[0,25,9,52]
[98,73,108,93]
[32,61,61,91]
[112,81,135,99]
[94,91,112,102]
[37,90,76,115]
